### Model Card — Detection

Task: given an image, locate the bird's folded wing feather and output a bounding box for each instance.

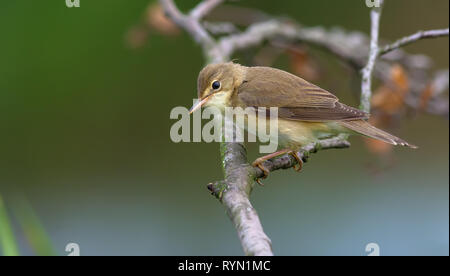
[237,67,368,122]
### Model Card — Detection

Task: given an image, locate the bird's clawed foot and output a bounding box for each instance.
[289,151,303,172]
[251,149,290,185]
[252,158,270,186]
[252,150,303,184]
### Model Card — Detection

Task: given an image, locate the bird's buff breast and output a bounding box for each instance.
[238,113,344,151]
[276,119,340,150]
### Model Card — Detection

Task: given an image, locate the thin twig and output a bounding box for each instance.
[252,137,351,179]
[160,0,214,49]
[360,0,384,113]
[379,28,449,56]
[203,21,239,35]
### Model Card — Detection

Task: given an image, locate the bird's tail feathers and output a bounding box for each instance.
[339,120,418,149]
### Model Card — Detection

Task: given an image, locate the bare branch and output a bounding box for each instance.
[203,21,239,35]
[216,20,297,61]
[360,0,384,113]
[379,28,449,56]
[208,142,273,256]
[160,0,214,49]
[286,25,448,117]
[252,136,351,179]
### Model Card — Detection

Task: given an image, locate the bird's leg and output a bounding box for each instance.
[289,151,303,172]
[252,149,290,185]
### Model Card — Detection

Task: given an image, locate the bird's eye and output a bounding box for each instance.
[211,81,221,90]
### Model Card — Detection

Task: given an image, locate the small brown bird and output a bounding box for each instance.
[190,62,417,177]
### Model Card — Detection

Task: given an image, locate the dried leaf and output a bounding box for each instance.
[125,25,149,49]
[147,3,180,36]
[364,137,393,155]
[371,64,409,115]
[391,64,409,92]
[418,83,434,111]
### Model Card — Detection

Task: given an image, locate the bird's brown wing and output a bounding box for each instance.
[237,66,369,122]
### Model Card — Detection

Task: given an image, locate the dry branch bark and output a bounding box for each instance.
[379,28,449,56]
[361,0,384,113]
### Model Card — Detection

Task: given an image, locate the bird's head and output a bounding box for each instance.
[189,62,245,114]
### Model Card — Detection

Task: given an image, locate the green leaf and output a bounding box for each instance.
[0,194,19,256]
[11,197,56,256]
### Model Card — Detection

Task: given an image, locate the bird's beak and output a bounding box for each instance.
[189,94,213,114]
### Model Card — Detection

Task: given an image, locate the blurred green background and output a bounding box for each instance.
[0,0,448,255]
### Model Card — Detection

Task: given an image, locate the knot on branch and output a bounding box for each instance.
[207,181,228,201]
